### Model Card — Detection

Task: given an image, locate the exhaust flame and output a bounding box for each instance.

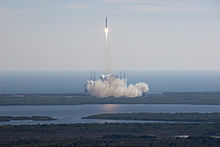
[105,27,108,42]
[86,73,149,98]
[104,27,110,73]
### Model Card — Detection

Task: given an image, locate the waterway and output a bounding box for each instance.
[0,104,220,125]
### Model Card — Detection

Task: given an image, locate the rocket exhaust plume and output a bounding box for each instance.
[104,17,110,73]
[105,17,109,42]
[85,18,149,97]
[86,73,149,98]
[105,28,109,42]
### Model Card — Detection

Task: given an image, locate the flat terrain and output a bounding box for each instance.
[0,123,220,146]
[1,92,220,146]
[0,92,220,105]
[0,116,56,122]
[83,112,220,122]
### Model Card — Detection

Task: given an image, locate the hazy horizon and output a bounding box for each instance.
[0,70,220,93]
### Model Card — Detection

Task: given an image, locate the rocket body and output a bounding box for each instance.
[104,17,109,41]
[105,17,108,28]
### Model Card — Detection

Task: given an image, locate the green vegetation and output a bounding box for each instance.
[0,92,220,105]
[0,116,56,122]
[1,123,220,137]
[83,112,220,122]
[1,136,220,147]
[0,123,220,146]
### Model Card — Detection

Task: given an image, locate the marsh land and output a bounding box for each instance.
[0,116,56,122]
[1,92,220,146]
[0,92,220,105]
[83,112,220,122]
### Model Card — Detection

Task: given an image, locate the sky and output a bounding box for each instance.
[0,0,220,71]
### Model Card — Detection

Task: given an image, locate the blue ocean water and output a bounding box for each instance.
[0,70,219,94]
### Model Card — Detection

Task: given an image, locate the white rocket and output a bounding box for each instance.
[105,17,108,28]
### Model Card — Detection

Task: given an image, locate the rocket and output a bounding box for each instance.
[104,17,109,41]
[105,17,108,28]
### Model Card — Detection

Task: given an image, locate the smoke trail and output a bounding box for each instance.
[86,73,149,98]
[104,28,110,73]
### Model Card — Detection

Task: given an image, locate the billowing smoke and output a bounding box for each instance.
[85,73,149,98]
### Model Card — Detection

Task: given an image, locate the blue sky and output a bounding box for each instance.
[0,0,220,70]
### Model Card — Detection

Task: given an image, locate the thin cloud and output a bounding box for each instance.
[100,0,220,13]
[124,4,220,13]
[100,0,145,3]
[0,8,32,24]
[67,3,96,9]
[53,3,96,10]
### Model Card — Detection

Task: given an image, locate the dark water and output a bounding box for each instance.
[0,104,220,125]
[0,70,220,93]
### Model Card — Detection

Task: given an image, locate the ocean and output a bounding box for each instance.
[0,70,219,94]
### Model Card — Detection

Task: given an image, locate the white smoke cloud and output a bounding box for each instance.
[86,73,149,98]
